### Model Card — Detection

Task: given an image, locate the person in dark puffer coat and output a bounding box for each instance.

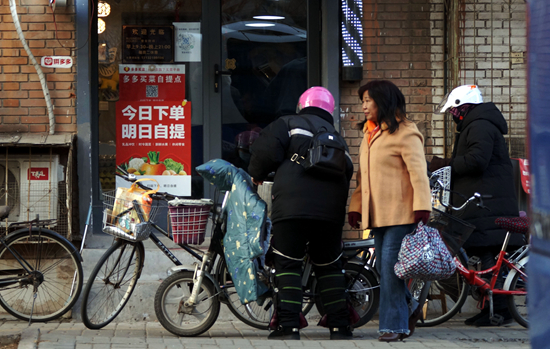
[248,86,354,341]
[431,84,525,327]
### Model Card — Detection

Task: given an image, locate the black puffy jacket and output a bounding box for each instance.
[450,103,523,248]
[248,107,353,225]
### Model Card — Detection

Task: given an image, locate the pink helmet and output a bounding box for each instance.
[297,86,335,115]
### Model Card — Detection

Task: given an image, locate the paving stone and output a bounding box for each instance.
[0,313,532,349]
[75,344,93,349]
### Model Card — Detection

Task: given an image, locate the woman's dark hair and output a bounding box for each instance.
[357,80,408,134]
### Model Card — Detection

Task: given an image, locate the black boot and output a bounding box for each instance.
[329,326,353,340]
[464,308,489,326]
[268,326,300,340]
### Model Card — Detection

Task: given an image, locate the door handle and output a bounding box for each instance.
[214,64,232,93]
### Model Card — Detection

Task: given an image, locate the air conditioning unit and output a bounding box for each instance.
[0,155,63,222]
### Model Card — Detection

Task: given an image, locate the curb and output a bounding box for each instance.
[0,333,20,346]
[17,328,39,349]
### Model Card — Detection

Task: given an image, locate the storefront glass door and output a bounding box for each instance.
[95,0,311,200]
[219,1,308,171]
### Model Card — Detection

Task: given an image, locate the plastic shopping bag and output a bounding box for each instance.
[111,178,159,233]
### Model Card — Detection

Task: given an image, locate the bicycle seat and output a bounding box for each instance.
[0,206,10,220]
[495,216,529,235]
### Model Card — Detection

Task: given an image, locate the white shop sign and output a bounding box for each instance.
[40,56,73,68]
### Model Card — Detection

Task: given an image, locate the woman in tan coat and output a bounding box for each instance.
[348,80,432,342]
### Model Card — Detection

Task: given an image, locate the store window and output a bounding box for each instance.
[95,0,308,199]
[97,0,203,198]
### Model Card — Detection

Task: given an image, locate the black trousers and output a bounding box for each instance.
[467,246,507,311]
[271,219,349,328]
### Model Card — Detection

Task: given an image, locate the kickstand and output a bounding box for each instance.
[28,292,37,327]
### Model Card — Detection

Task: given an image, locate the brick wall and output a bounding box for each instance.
[341,0,436,239]
[0,0,76,134]
[341,0,527,239]
[453,0,527,159]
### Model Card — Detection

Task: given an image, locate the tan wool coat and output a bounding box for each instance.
[349,120,432,229]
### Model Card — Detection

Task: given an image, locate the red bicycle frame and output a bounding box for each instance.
[454,250,527,308]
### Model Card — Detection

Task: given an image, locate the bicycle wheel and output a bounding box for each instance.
[507,259,528,328]
[314,263,380,328]
[409,252,469,327]
[81,239,144,329]
[0,228,83,322]
[154,271,220,336]
[217,260,272,330]
[219,259,321,329]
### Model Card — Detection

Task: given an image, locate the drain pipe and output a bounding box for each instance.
[9,0,55,135]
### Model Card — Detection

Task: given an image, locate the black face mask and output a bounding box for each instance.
[450,104,476,124]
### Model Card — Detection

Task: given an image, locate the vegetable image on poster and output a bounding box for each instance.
[122,151,187,176]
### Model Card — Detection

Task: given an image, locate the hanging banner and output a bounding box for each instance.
[115,100,192,196]
[119,64,186,101]
[173,22,201,62]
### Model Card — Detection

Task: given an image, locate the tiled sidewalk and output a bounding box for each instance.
[0,314,530,349]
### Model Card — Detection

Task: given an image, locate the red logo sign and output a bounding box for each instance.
[28,168,50,180]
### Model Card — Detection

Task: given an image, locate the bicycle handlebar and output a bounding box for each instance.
[442,192,492,212]
[428,168,492,213]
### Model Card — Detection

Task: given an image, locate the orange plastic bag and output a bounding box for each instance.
[111,178,159,233]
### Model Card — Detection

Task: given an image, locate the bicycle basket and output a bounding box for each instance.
[430,166,451,211]
[257,181,273,218]
[101,190,159,242]
[168,198,213,246]
[428,208,475,256]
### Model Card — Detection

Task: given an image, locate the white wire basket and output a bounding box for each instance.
[168,198,213,246]
[101,190,159,242]
[257,181,273,218]
[431,166,451,211]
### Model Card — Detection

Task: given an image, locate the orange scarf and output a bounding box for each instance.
[366,120,380,144]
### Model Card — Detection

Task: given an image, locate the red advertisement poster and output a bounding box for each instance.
[518,158,530,194]
[116,100,192,196]
[119,64,185,101]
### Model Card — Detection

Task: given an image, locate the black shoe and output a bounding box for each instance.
[268,326,300,340]
[473,309,514,327]
[403,305,423,338]
[464,309,489,326]
[330,326,353,340]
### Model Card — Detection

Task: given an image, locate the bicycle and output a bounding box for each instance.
[0,207,83,322]
[408,167,529,328]
[80,171,380,334]
[154,176,381,336]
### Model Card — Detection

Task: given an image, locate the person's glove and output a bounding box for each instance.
[429,156,451,172]
[414,210,431,225]
[348,212,361,229]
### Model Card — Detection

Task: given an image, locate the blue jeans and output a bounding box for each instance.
[373,224,417,334]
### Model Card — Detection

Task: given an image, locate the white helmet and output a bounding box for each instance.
[436,85,483,114]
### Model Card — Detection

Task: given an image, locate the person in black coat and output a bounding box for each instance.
[431,85,525,326]
[248,86,354,340]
